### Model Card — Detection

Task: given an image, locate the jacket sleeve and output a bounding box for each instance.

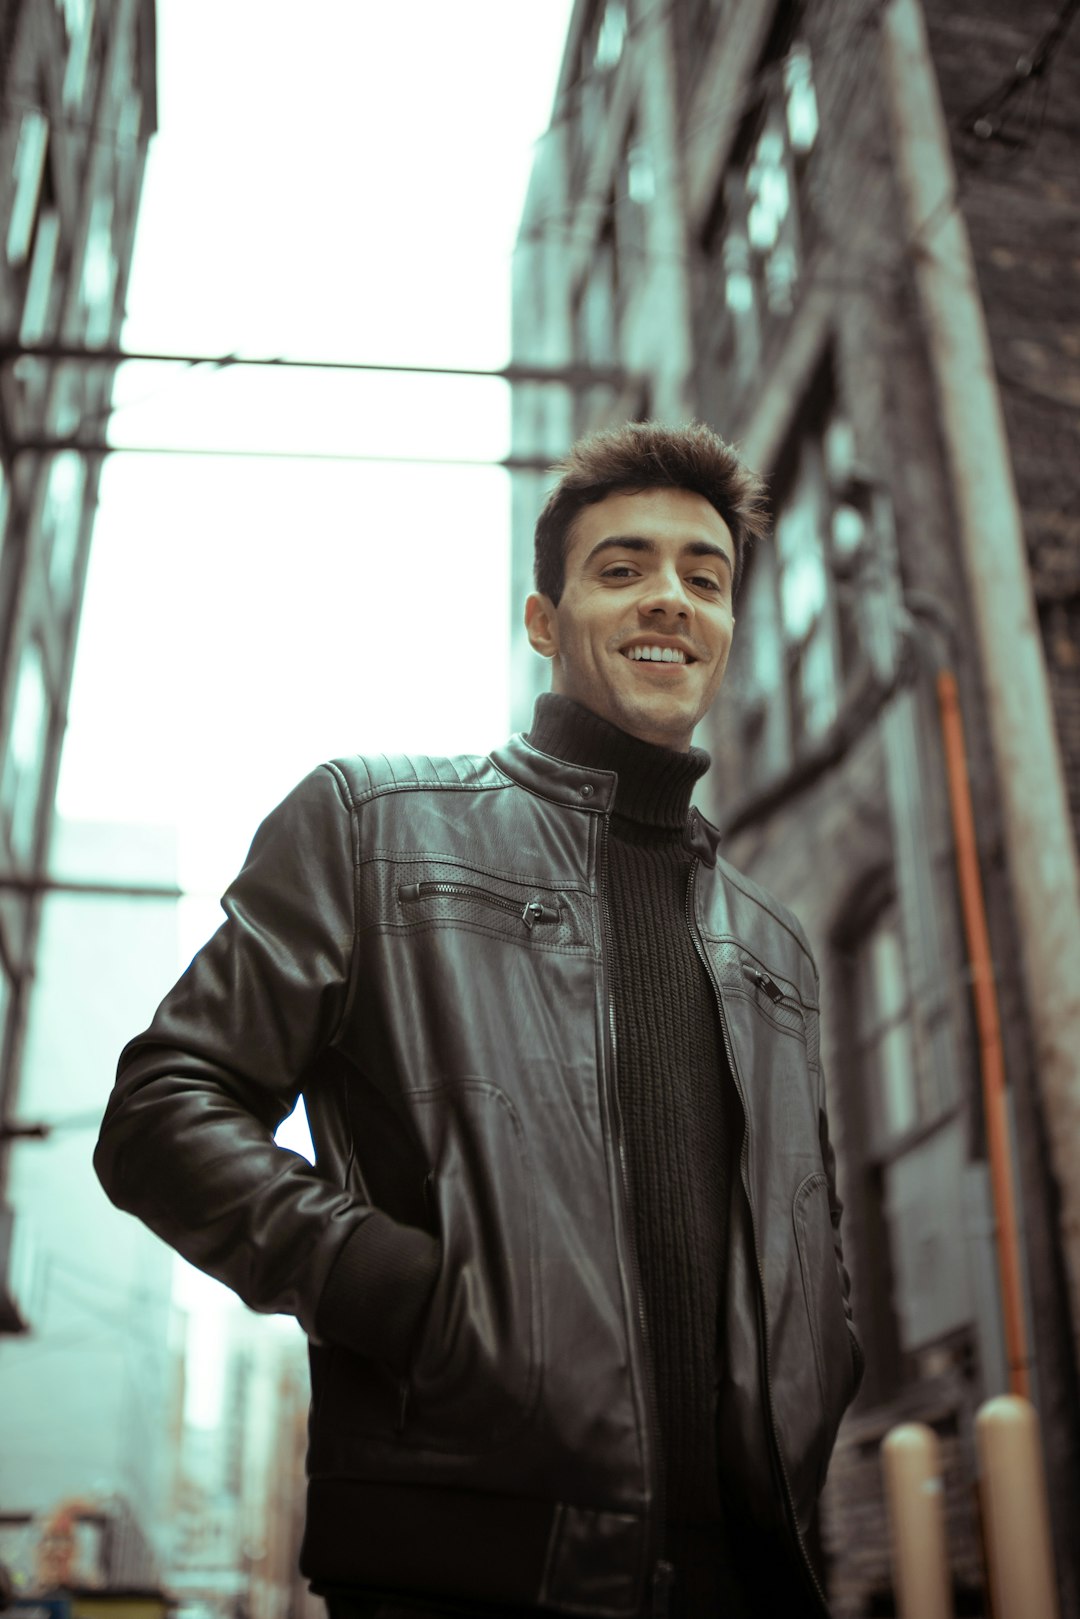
[818,1082,866,1398]
[94,762,439,1368]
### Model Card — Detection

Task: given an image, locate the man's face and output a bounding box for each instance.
[525,487,736,751]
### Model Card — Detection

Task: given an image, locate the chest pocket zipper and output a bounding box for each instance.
[740,962,809,1044]
[398,880,560,930]
[741,962,787,1003]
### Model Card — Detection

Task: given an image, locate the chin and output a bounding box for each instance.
[622,702,694,748]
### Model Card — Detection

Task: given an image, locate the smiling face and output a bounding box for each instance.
[524,487,736,751]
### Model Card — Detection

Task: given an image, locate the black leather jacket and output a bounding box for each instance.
[95,736,862,1618]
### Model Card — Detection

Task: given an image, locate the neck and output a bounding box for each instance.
[526,693,710,829]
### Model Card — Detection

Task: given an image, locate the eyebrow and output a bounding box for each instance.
[581,534,734,577]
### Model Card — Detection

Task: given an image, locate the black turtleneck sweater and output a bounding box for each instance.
[527,695,751,1619]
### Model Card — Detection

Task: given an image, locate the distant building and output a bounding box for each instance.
[0,0,158,1329]
[511,2,1080,1614]
[166,1308,317,1619]
[0,818,182,1594]
[0,1492,166,1603]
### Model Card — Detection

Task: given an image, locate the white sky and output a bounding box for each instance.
[58,0,574,903]
[53,0,576,1423]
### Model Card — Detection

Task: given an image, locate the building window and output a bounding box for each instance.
[58,0,96,110]
[55,0,90,36]
[746,108,799,317]
[735,541,790,784]
[0,462,10,567]
[118,89,143,148]
[735,407,861,793]
[81,195,118,343]
[775,434,841,742]
[856,902,920,1151]
[725,383,864,793]
[594,0,628,72]
[613,129,654,319]
[569,0,629,186]
[784,42,820,154]
[43,452,87,603]
[572,214,618,435]
[697,34,820,410]
[574,218,617,362]
[0,960,10,1060]
[842,895,976,1401]
[20,209,61,345]
[1,641,49,863]
[7,113,49,267]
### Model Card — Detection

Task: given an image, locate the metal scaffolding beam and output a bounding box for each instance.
[5,438,562,469]
[0,341,631,389]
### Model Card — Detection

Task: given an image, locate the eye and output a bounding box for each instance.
[689,575,722,592]
[600,565,638,580]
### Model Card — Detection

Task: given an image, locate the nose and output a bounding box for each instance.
[638,566,694,619]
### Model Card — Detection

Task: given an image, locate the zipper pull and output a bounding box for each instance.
[399,882,422,902]
[650,1560,674,1618]
[522,899,557,929]
[742,962,785,1003]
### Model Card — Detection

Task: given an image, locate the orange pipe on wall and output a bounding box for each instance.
[936,667,1030,1399]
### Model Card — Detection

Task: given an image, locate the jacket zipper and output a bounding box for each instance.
[742,961,787,1003]
[597,815,672,1617]
[685,860,830,1618]
[398,880,559,929]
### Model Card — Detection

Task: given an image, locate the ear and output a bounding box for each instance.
[524,592,559,659]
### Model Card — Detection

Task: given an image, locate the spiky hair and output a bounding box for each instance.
[533,420,769,604]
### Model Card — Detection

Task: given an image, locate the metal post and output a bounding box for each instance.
[881,1423,954,1619]
[976,1396,1059,1619]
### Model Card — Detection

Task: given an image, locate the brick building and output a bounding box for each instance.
[0,0,157,1328]
[510,1,1080,1613]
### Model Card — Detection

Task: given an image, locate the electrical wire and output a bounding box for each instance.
[960,0,1080,143]
[5,5,893,465]
[9,440,557,470]
[12,0,1070,470]
[4,6,876,476]
[0,343,622,382]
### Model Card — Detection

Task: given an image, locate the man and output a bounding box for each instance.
[96,421,862,1619]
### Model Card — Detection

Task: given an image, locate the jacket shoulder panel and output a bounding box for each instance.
[328,751,507,807]
[710,852,820,988]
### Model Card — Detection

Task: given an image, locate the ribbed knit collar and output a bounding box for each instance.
[526,693,710,829]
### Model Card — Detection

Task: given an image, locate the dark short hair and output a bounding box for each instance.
[533,420,768,605]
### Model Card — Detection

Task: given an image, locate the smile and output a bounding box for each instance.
[620,645,694,665]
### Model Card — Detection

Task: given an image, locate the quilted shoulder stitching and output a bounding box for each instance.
[329,751,503,807]
[712,852,820,984]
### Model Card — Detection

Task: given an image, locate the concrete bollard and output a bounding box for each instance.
[881,1422,953,1619]
[975,1395,1059,1619]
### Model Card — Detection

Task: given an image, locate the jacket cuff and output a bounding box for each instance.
[315,1211,441,1373]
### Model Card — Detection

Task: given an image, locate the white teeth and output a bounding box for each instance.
[623,645,687,663]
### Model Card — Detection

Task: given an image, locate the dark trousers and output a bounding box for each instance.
[319,1506,821,1619]
[324,1595,549,1619]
